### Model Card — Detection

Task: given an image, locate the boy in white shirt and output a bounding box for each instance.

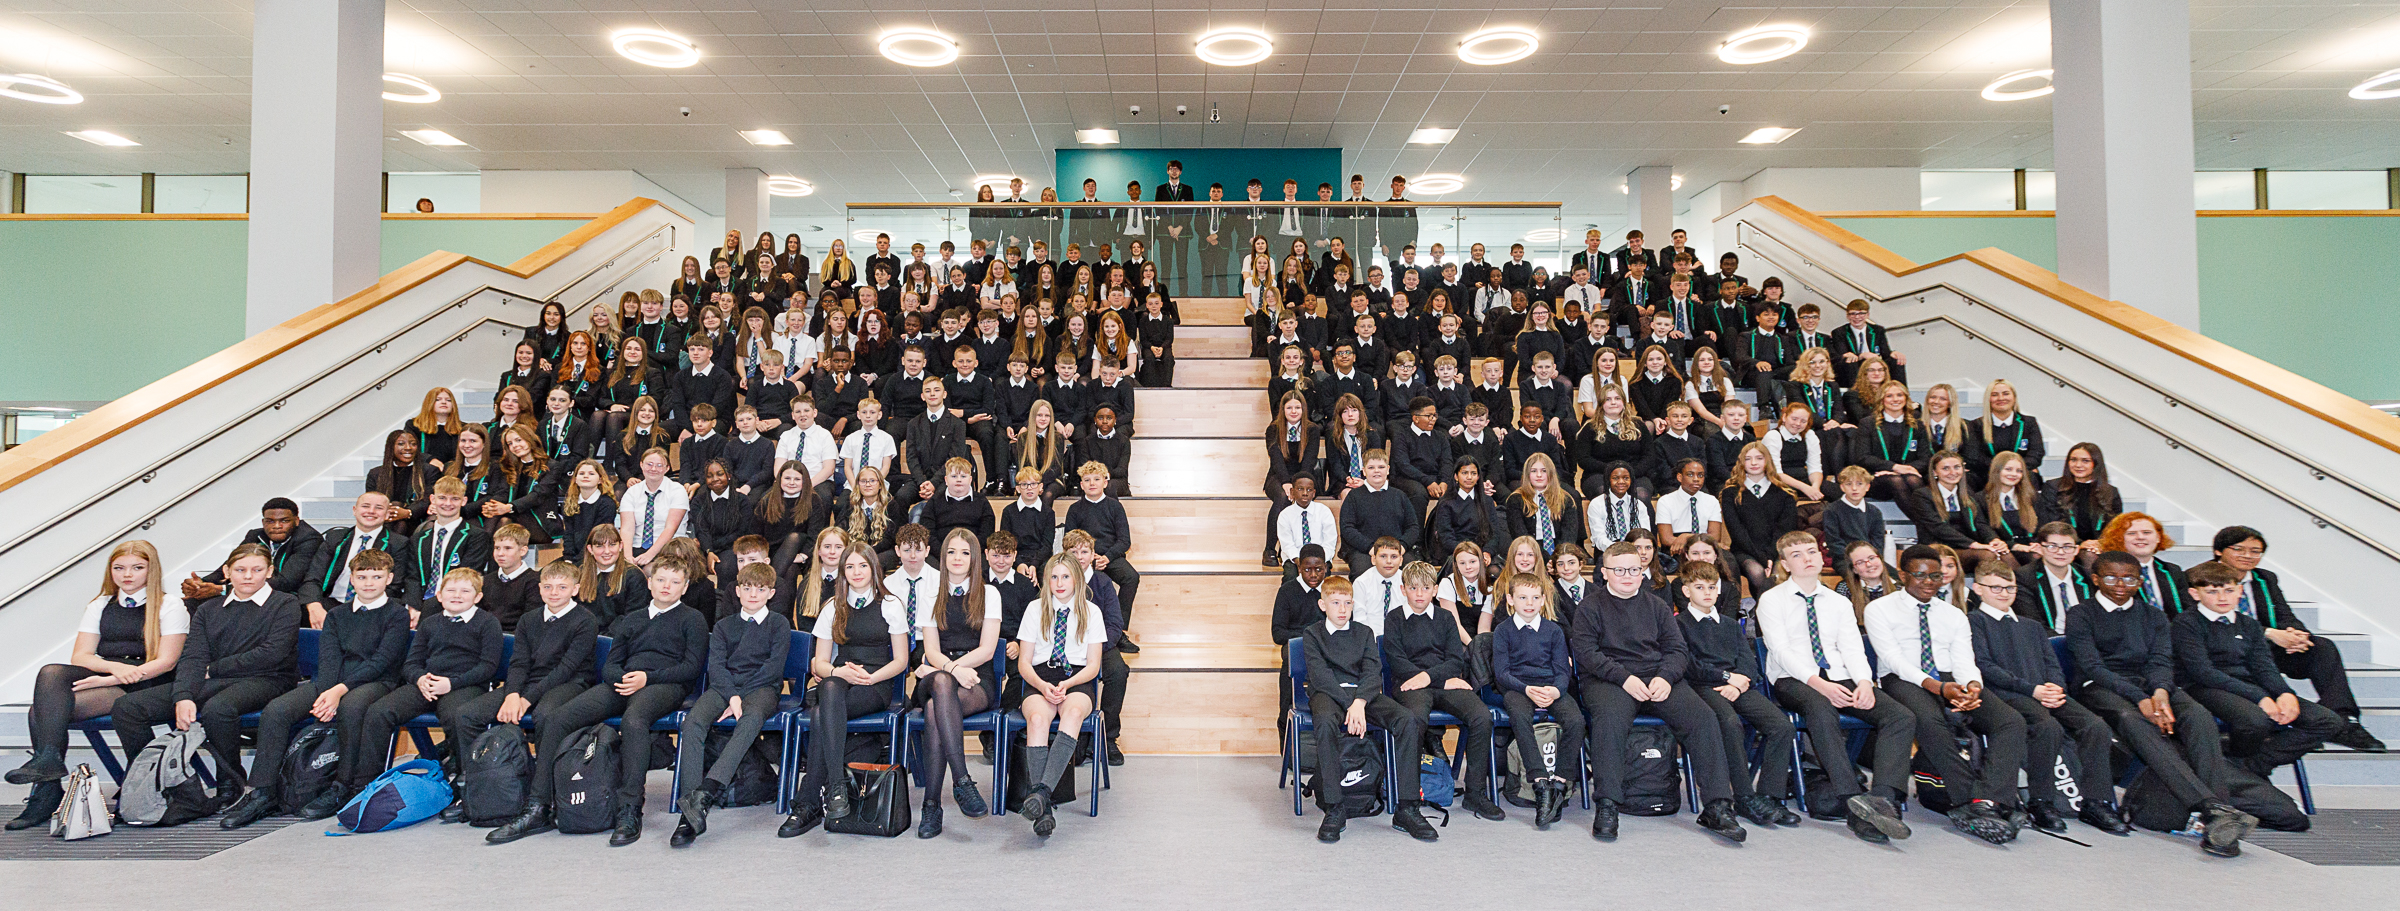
[1863,545,2027,844]
[1753,530,1914,844]
[1275,475,1338,580]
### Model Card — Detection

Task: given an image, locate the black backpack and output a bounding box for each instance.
[275,722,344,814]
[551,724,620,835]
[701,728,779,809]
[459,725,533,826]
[1302,734,1387,820]
[1618,725,1683,817]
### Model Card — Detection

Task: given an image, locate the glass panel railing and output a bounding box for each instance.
[844,201,1561,303]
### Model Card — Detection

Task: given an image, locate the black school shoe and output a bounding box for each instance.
[1117,640,1141,655]
[437,797,470,824]
[609,806,642,847]
[1462,791,1507,821]
[953,779,989,818]
[917,799,944,839]
[219,788,279,829]
[2079,799,2133,836]
[1107,740,1126,766]
[1317,812,1345,843]
[5,782,62,830]
[1393,805,1439,842]
[680,788,716,840]
[777,805,822,838]
[485,803,554,844]
[1697,798,1748,843]
[1846,811,1890,845]
[298,784,352,820]
[1589,798,1619,840]
[2202,801,2258,855]
[5,751,66,785]
[1845,794,1911,840]
[2027,798,2069,834]
[2331,721,2388,753]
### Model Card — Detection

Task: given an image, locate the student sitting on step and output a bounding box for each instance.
[2173,560,2347,781]
[2209,526,2387,753]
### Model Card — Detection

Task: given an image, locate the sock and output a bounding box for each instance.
[1042,733,1080,791]
[1023,745,1050,793]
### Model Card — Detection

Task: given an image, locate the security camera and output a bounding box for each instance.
[1717,105,1730,115]
[1130,104,1141,115]
[1176,105,1188,115]
[680,106,691,117]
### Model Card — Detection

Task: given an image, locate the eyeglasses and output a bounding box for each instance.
[2221,545,2265,556]
[2096,574,2140,584]
[1975,582,2018,593]
[2039,542,2079,551]
[1902,571,1945,581]
[1600,566,1646,577]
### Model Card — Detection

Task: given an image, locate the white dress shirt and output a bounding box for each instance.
[1275,501,1338,563]
[1655,488,1722,535]
[1756,579,1874,684]
[1862,591,1982,688]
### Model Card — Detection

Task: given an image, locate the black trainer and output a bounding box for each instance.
[1317,812,1345,843]
[1462,791,1507,821]
[2331,721,2388,753]
[1949,801,2016,845]
[609,806,642,847]
[1845,794,1911,840]
[777,805,822,838]
[1697,798,1748,842]
[298,784,351,821]
[485,803,554,844]
[1393,805,1439,842]
[1590,798,1620,840]
[917,798,944,839]
[954,779,989,818]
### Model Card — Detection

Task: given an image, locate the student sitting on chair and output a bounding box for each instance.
[2210,526,2386,752]
[1572,542,1748,842]
[456,562,598,831]
[1490,574,1584,831]
[6,541,186,831]
[112,544,305,812]
[2173,560,2347,780]
[1754,531,1913,844]
[1383,560,1505,822]
[1012,554,1117,839]
[778,544,911,838]
[1863,546,2028,844]
[353,567,504,822]
[221,549,410,828]
[1964,559,2132,836]
[1305,575,1439,844]
[670,562,796,847]
[1675,561,1801,828]
[2065,551,2256,858]
[912,528,1006,838]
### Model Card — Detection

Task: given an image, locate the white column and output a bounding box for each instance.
[1625,167,1674,248]
[725,168,769,250]
[2051,0,2200,328]
[244,0,383,335]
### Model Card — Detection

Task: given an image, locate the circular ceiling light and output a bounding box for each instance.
[1522,228,1568,244]
[767,176,815,197]
[1195,27,1273,67]
[1981,68,2054,101]
[2351,68,2400,100]
[381,73,440,104]
[611,28,701,68]
[852,229,883,242]
[968,174,1020,194]
[0,73,82,105]
[1412,173,1466,195]
[879,29,960,67]
[1458,27,1539,65]
[1718,25,1808,65]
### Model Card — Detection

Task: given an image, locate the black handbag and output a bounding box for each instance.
[824,762,911,837]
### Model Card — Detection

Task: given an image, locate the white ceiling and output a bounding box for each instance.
[2,0,2397,224]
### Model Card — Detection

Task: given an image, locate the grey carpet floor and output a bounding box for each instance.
[4,757,2397,910]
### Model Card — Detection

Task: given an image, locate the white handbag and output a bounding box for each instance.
[50,764,112,841]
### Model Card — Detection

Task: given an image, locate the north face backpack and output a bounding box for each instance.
[1302,734,1386,820]
[551,723,620,835]
[275,722,344,815]
[1619,725,1683,817]
[458,724,534,826]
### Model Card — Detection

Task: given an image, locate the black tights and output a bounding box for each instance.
[26,664,129,759]
[920,673,993,800]
[1737,556,1775,600]
[769,532,808,575]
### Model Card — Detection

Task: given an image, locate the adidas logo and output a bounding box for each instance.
[567,792,586,805]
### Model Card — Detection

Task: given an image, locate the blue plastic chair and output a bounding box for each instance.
[1281,637,1394,816]
[77,628,321,786]
[998,694,1112,818]
[780,636,910,814]
[2048,635,2313,815]
[668,630,813,815]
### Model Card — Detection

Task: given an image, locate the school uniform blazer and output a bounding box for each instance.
[1853,419,1928,475]
[2241,567,2307,631]
[1906,485,1998,550]
[195,523,326,604]
[895,412,972,487]
[2012,563,2095,631]
[535,413,596,462]
[2136,556,2196,615]
[1964,415,2046,479]
[1827,325,1897,383]
[1700,430,1756,490]
[298,525,413,607]
[404,522,494,603]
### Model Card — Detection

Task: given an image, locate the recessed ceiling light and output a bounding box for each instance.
[852,228,882,242]
[611,28,701,68]
[2351,68,2400,100]
[1617,175,1686,192]
[1195,27,1273,67]
[1413,173,1466,195]
[381,73,439,104]
[64,129,137,146]
[1981,69,2055,101]
[1522,228,1568,244]
[879,28,960,67]
[0,73,82,105]
[1076,128,1120,144]
[400,129,467,147]
[1458,27,1539,65]
[968,174,1021,194]
[1718,25,1809,65]
[767,176,814,197]
[1409,127,1458,145]
[1738,126,1801,144]
[739,129,792,146]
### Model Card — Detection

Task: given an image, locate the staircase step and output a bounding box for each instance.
[1123,643,1280,670]
[1168,358,1269,389]
[1127,574,1280,648]
[1133,389,1269,437]
[1129,501,1270,563]
[1178,336,1251,358]
[1130,440,1267,497]
[1178,297,1249,327]
[1117,670,1276,754]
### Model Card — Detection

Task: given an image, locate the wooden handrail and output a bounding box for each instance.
[0,212,609,221]
[844,201,1563,209]
[0,197,680,495]
[1811,209,2400,219]
[1743,195,2400,455]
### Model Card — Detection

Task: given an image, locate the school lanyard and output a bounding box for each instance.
[1991,419,2027,455]
[1875,421,1917,462]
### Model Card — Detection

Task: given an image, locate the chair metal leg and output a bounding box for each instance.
[1087,712,1105,818]
[2294,757,2317,815]
[1289,716,1304,817]
[81,728,126,784]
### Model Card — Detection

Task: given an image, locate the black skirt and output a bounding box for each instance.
[1028,660,1100,702]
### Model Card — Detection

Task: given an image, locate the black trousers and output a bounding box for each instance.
[2187,686,2346,771]
[1582,679,1734,804]
[1878,675,2026,807]
[1770,677,1914,803]
[1694,683,1795,800]
[250,680,394,792]
[1099,559,1141,627]
[529,681,689,809]
[798,677,894,809]
[455,684,581,751]
[1308,691,1422,807]
[1392,686,1495,789]
[961,420,1004,487]
[1391,478,1431,527]
[1099,646,1129,741]
[1500,689,1585,784]
[113,676,290,792]
[355,683,486,787]
[1994,691,2115,807]
[2275,639,2358,717]
[674,684,781,802]
[2079,685,2228,811]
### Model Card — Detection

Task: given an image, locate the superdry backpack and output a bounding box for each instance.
[551,723,620,835]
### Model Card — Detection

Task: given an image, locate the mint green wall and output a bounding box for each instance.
[0,219,580,404]
[1830,215,2400,402]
